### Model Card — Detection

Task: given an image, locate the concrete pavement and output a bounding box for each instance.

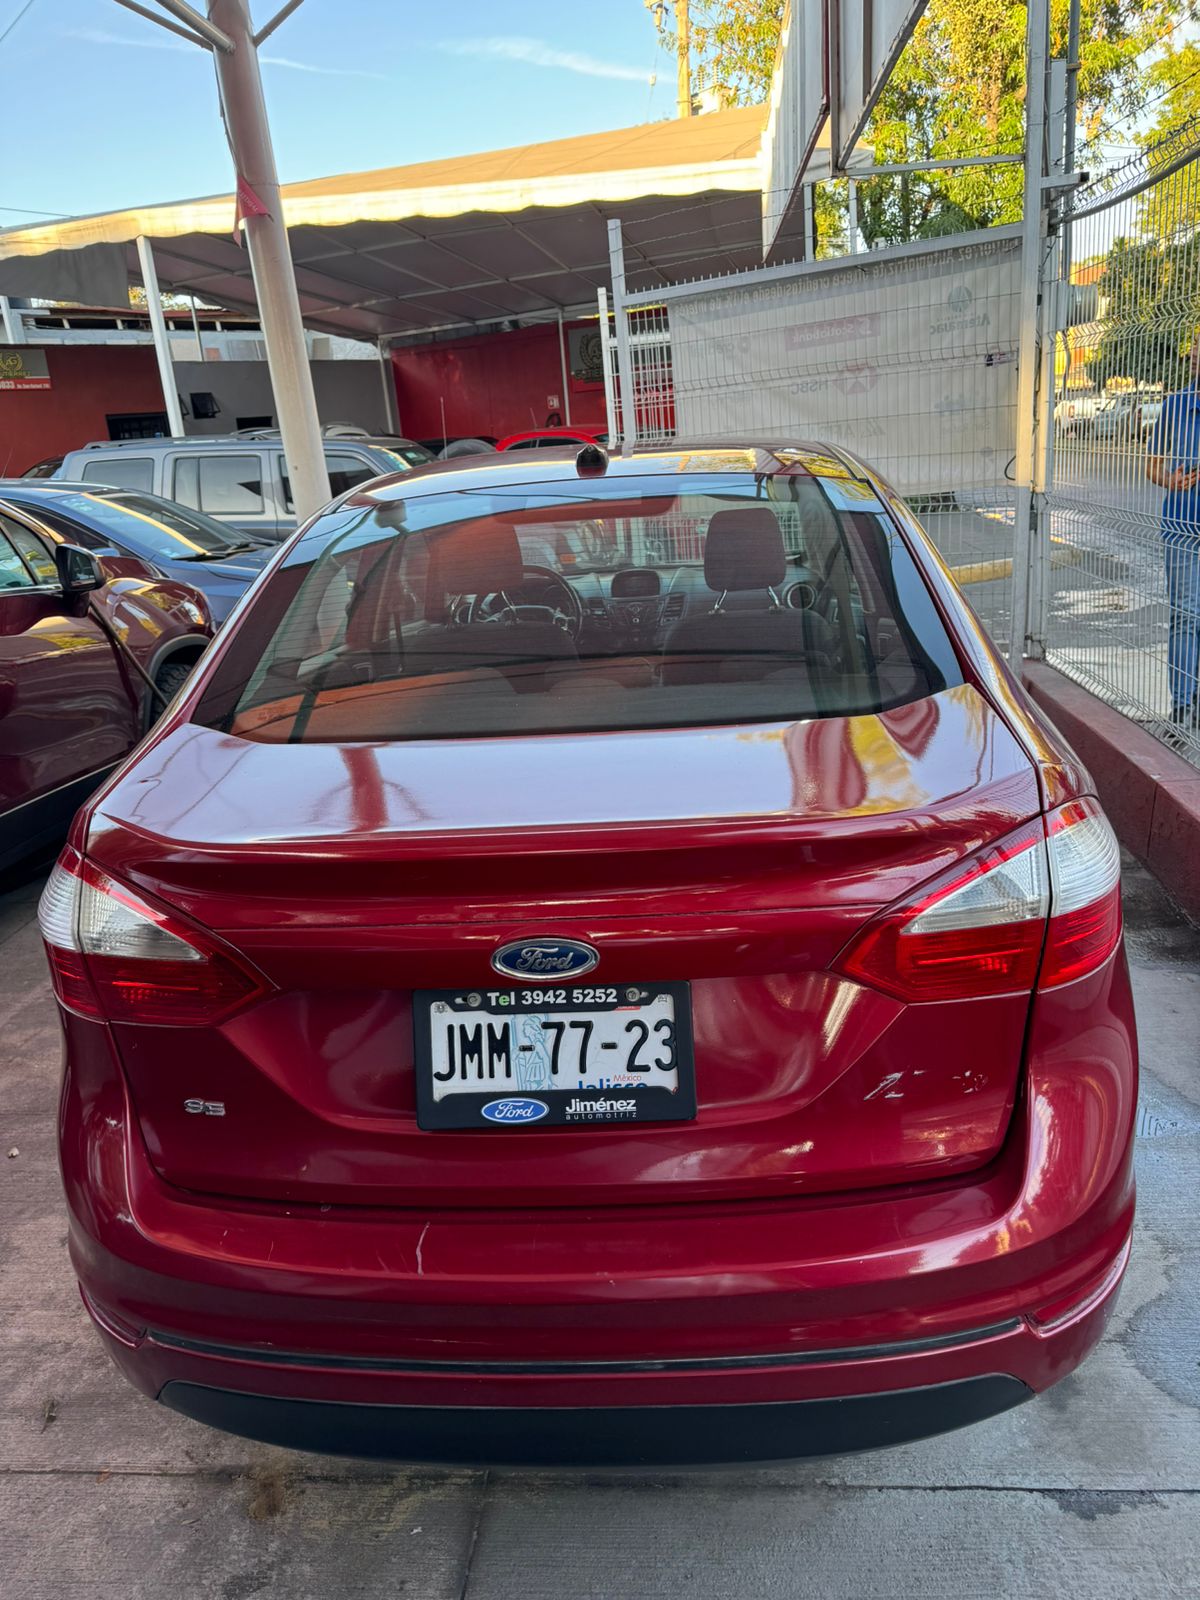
[1,853,1197,1599]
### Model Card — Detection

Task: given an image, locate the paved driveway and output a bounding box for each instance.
[2,855,1197,1599]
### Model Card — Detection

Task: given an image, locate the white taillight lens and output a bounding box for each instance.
[1041,798,1123,987]
[37,862,82,950]
[77,874,204,963]
[37,847,268,1025]
[905,838,1049,935]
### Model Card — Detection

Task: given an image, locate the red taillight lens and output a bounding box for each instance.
[37,847,270,1026]
[837,798,1122,1002]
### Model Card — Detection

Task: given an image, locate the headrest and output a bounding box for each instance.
[424,521,525,619]
[704,508,787,594]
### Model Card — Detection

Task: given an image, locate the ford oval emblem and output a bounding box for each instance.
[491,938,599,980]
[481,1097,549,1124]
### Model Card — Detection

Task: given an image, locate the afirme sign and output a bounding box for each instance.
[0,347,51,390]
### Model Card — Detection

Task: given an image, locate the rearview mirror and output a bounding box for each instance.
[55,543,103,596]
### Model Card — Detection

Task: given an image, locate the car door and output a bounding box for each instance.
[0,512,139,863]
[169,449,282,540]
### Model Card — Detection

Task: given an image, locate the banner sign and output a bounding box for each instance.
[0,347,51,391]
[670,236,1020,495]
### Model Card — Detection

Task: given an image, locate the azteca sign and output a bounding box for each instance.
[0,348,51,391]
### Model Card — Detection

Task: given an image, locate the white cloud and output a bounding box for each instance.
[440,35,649,84]
[64,28,384,80]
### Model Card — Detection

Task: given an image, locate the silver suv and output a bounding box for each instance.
[57,433,432,541]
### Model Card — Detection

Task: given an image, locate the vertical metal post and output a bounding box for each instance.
[801,186,815,260]
[597,287,619,444]
[607,219,638,449]
[848,180,860,254]
[0,296,26,344]
[188,293,204,359]
[136,236,186,437]
[1009,0,1050,667]
[207,0,330,519]
[376,337,399,433]
[1062,0,1082,283]
[1028,58,1068,658]
[557,309,573,424]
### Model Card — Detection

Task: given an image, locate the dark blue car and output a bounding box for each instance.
[0,481,274,625]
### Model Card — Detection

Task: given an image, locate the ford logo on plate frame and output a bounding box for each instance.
[481,1098,549,1124]
[491,938,599,980]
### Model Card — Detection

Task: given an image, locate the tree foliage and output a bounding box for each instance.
[651,0,1198,246]
[1092,236,1200,391]
[646,1,785,104]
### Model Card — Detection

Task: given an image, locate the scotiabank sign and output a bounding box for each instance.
[0,348,51,390]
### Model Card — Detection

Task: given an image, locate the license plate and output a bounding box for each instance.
[413,981,695,1130]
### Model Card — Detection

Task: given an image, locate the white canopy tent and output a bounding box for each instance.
[0,107,872,339]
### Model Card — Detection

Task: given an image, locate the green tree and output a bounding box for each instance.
[646,1,785,104]
[1091,236,1200,393]
[650,0,1197,247]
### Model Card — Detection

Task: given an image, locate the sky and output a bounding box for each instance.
[0,0,676,224]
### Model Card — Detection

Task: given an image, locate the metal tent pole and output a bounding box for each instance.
[376,337,399,434]
[136,236,186,436]
[597,287,619,444]
[557,310,573,425]
[207,0,330,519]
[1009,0,1050,668]
[607,219,637,449]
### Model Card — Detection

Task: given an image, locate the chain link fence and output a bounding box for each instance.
[1047,121,1200,768]
[604,232,1023,654]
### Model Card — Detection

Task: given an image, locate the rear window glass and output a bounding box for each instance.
[174,454,264,515]
[81,456,153,491]
[194,470,962,744]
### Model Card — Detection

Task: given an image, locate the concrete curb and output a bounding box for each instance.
[1022,661,1200,923]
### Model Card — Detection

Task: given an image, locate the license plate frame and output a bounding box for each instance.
[413,981,696,1131]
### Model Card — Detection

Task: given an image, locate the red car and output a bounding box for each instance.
[38,443,1135,1466]
[496,427,606,451]
[1,497,212,873]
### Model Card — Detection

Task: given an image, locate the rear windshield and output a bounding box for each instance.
[31,491,245,558]
[194,470,962,743]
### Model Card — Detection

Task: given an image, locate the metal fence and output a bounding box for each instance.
[1046,122,1200,767]
[603,230,1023,654]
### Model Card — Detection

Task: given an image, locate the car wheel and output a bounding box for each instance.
[150,660,195,724]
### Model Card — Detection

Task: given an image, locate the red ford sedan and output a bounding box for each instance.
[38,443,1136,1466]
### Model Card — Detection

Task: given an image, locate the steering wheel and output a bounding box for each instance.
[465,565,583,640]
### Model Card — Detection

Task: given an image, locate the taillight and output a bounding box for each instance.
[1041,797,1123,986]
[37,847,270,1026]
[837,798,1121,1001]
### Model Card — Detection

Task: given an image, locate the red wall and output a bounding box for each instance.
[0,345,167,474]
[390,321,606,443]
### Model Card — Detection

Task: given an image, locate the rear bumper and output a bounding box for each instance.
[84,1242,1124,1462]
[158,1375,1032,1467]
[60,955,1138,1464]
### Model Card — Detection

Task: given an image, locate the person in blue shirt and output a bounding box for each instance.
[1147,347,1200,734]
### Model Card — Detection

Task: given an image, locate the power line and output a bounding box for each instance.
[0,0,38,49]
[0,204,72,219]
